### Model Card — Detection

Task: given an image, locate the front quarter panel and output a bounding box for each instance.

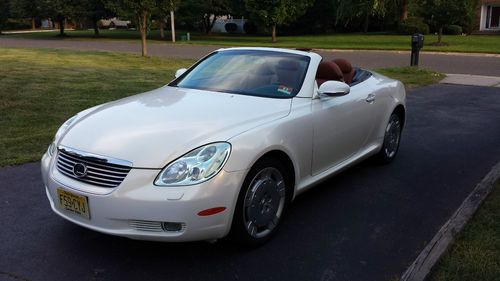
[224,97,314,194]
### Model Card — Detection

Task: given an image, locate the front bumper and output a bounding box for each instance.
[41,152,246,242]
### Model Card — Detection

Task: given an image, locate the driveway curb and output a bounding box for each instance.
[400,160,500,281]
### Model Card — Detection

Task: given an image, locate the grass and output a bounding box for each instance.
[377,67,445,89]
[429,181,500,281]
[0,48,195,166]
[0,47,442,167]
[4,29,500,54]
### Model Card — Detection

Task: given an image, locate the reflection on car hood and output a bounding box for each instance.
[59,86,292,168]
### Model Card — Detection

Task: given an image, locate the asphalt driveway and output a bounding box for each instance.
[1,84,500,281]
[1,37,500,76]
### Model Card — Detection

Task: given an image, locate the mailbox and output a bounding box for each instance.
[410,33,424,66]
[412,33,424,49]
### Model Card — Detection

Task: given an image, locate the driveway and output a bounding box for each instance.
[1,84,500,281]
[1,37,500,76]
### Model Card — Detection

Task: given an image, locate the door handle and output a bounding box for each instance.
[366,94,375,103]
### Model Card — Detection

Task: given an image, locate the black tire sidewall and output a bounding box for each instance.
[378,114,402,163]
[228,157,292,247]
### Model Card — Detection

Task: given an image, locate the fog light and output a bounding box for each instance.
[161,222,183,232]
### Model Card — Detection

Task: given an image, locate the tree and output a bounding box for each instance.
[400,0,409,21]
[41,0,78,36]
[10,0,43,30]
[245,0,313,42]
[202,0,230,34]
[106,0,157,56]
[335,0,387,33]
[419,0,479,44]
[0,0,10,34]
[81,0,115,36]
[156,0,180,41]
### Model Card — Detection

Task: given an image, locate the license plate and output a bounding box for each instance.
[57,188,90,220]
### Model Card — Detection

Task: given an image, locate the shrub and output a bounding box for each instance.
[444,25,462,35]
[398,17,430,35]
[5,19,31,30]
[243,21,257,34]
[225,22,237,33]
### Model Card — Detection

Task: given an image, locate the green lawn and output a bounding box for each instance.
[5,29,500,54]
[0,47,442,167]
[429,181,500,281]
[0,48,194,166]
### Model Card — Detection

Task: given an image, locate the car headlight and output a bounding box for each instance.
[155,142,231,186]
[47,115,78,156]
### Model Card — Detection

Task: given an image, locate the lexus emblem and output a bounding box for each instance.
[73,163,88,178]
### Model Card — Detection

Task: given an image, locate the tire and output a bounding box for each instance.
[228,157,292,247]
[377,113,402,164]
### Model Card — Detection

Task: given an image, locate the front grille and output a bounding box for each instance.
[130,220,164,232]
[130,220,187,233]
[56,146,132,188]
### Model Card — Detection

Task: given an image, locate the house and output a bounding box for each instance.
[211,16,247,34]
[476,0,500,33]
[99,18,131,29]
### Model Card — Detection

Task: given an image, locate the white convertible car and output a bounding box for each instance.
[41,47,406,245]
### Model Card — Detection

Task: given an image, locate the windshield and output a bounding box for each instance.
[171,50,311,98]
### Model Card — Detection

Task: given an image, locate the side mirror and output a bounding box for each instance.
[317,81,350,97]
[175,68,187,79]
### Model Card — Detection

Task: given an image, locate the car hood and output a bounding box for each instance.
[59,86,292,168]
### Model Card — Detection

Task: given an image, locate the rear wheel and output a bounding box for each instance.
[377,113,402,163]
[229,158,291,246]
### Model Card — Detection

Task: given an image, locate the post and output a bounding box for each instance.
[411,34,424,66]
[170,10,176,42]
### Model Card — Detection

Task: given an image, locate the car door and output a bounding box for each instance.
[311,82,376,175]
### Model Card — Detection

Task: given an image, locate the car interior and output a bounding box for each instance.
[239,57,372,96]
[315,58,372,88]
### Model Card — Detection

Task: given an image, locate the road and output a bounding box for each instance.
[1,84,500,281]
[1,37,500,76]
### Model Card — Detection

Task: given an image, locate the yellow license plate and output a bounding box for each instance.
[57,188,90,220]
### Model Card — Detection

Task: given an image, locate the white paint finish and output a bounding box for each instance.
[59,86,292,168]
[42,47,406,242]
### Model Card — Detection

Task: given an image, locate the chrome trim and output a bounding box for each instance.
[58,145,133,167]
[55,145,133,188]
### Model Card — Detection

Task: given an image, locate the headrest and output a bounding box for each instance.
[316,61,344,82]
[333,58,353,73]
[277,60,299,71]
[252,63,275,76]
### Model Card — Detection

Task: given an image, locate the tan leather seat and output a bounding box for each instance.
[333,58,356,84]
[316,61,344,87]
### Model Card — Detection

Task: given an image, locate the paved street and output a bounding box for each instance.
[1,37,500,76]
[1,84,500,281]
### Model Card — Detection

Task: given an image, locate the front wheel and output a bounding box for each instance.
[377,113,402,163]
[229,158,291,246]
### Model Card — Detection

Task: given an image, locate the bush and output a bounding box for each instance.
[225,22,237,33]
[398,17,430,35]
[243,21,257,34]
[444,25,462,35]
[5,19,31,30]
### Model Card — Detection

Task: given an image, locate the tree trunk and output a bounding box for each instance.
[170,10,176,42]
[138,10,149,57]
[400,0,409,21]
[363,13,370,33]
[159,20,165,39]
[271,24,277,43]
[208,14,217,35]
[438,26,443,44]
[93,19,100,36]
[59,18,65,36]
[203,15,210,34]
[31,17,36,30]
